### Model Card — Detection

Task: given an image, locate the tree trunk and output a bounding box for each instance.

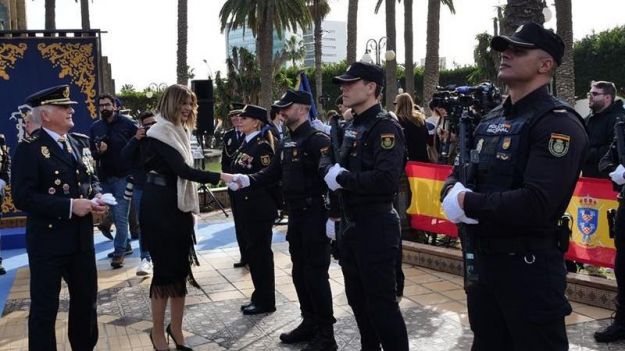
[384,0,397,111]
[502,0,544,35]
[257,2,275,109]
[45,0,55,30]
[80,0,90,30]
[314,0,323,115]
[16,0,26,30]
[404,0,414,99]
[346,0,358,64]
[177,0,188,85]
[423,0,441,113]
[555,0,575,105]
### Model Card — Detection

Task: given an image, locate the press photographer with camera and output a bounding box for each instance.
[439,23,587,349]
[89,94,138,268]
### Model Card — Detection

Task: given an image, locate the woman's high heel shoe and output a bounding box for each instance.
[166,323,193,350]
[149,329,168,351]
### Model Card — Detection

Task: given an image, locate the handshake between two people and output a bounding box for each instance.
[220,173,250,191]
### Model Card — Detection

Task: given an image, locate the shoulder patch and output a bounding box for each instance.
[380,133,396,150]
[260,154,271,166]
[548,133,570,157]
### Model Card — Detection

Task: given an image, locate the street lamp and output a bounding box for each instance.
[145,82,167,98]
[362,37,387,65]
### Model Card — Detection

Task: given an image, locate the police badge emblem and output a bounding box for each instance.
[380,133,395,149]
[41,146,50,158]
[548,133,570,157]
[502,137,511,150]
[261,155,270,166]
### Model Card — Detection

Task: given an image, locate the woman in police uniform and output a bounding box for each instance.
[231,104,278,315]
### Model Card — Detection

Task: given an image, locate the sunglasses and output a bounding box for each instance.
[587,92,606,97]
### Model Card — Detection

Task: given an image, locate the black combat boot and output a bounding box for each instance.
[279,320,318,344]
[302,326,337,351]
[595,311,625,343]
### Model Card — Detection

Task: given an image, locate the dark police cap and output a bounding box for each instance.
[25,85,77,107]
[240,104,269,125]
[229,102,246,110]
[332,61,384,86]
[490,22,565,65]
[272,89,313,108]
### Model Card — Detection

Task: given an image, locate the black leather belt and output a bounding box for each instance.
[146,173,169,186]
[477,235,559,254]
[344,202,393,219]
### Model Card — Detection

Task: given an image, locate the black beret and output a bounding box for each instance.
[491,22,565,65]
[25,85,77,107]
[240,104,269,125]
[272,89,313,108]
[332,61,384,87]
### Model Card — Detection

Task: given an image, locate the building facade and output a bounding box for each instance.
[302,20,346,67]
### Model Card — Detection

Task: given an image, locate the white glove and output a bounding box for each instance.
[442,182,478,224]
[325,218,336,240]
[324,163,346,191]
[227,181,240,191]
[311,119,332,134]
[609,164,625,185]
[233,174,250,188]
[92,193,117,206]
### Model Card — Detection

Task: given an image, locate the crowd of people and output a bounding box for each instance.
[4,21,625,351]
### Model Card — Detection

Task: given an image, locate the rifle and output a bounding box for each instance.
[329,116,353,244]
[456,106,479,290]
[607,117,625,239]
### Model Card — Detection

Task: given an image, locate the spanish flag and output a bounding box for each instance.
[405,161,618,268]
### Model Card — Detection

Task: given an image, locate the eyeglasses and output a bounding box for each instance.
[587,92,606,97]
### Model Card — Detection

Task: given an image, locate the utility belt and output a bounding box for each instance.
[286,196,324,212]
[343,202,393,219]
[146,173,173,187]
[476,235,560,254]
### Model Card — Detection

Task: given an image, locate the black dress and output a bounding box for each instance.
[399,118,429,162]
[231,132,278,308]
[140,138,220,298]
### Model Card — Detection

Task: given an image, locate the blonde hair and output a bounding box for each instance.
[157,84,197,129]
[394,93,425,127]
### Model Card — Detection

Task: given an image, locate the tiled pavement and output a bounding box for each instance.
[1,212,624,350]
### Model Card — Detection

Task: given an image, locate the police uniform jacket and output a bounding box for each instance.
[221,128,243,173]
[443,86,588,238]
[12,130,101,256]
[248,121,330,209]
[320,104,406,209]
[230,132,277,221]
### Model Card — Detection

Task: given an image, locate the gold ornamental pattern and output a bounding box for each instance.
[2,184,17,214]
[38,43,97,118]
[0,43,27,80]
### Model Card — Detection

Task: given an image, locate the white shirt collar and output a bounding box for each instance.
[43,127,65,145]
[245,131,260,143]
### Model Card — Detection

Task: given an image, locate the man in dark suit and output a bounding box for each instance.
[12,85,107,351]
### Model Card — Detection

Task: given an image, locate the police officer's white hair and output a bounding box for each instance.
[30,105,53,125]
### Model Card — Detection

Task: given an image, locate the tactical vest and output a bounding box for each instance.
[280,128,325,200]
[472,96,582,194]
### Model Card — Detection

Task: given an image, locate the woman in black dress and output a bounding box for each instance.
[141,84,224,350]
[230,104,278,315]
[394,93,429,162]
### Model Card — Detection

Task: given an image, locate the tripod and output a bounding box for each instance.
[196,132,228,217]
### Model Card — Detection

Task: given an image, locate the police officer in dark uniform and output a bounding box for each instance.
[440,23,588,350]
[226,90,337,350]
[229,104,278,315]
[12,85,107,351]
[320,62,409,351]
[221,108,247,268]
[0,134,10,275]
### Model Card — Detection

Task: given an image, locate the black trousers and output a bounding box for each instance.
[229,189,248,263]
[28,249,98,351]
[614,202,625,323]
[468,248,571,351]
[240,218,275,307]
[287,205,335,327]
[339,209,408,351]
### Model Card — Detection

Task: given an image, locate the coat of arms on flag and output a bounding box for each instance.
[577,196,599,244]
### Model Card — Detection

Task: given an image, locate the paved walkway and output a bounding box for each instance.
[0,211,623,350]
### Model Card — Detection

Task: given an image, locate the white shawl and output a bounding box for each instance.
[146,115,200,214]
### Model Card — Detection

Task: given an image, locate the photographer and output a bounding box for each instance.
[122,111,156,276]
[89,94,138,268]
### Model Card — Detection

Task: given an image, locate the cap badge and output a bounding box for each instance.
[515,24,524,33]
[63,86,70,98]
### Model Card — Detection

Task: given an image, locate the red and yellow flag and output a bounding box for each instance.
[405,161,618,268]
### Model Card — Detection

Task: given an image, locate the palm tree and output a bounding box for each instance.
[346,0,359,64]
[404,0,414,97]
[76,0,90,29]
[423,0,455,113]
[220,0,311,109]
[177,0,188,85]
[502,0,544,35]
[284,35,305,67]
[308,0,330,114]
[45,0,55,30]
[555,0,575,105]
[374,0,398,111]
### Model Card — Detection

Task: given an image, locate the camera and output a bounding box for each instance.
[123,178,134,201]
[94,135,109,147]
